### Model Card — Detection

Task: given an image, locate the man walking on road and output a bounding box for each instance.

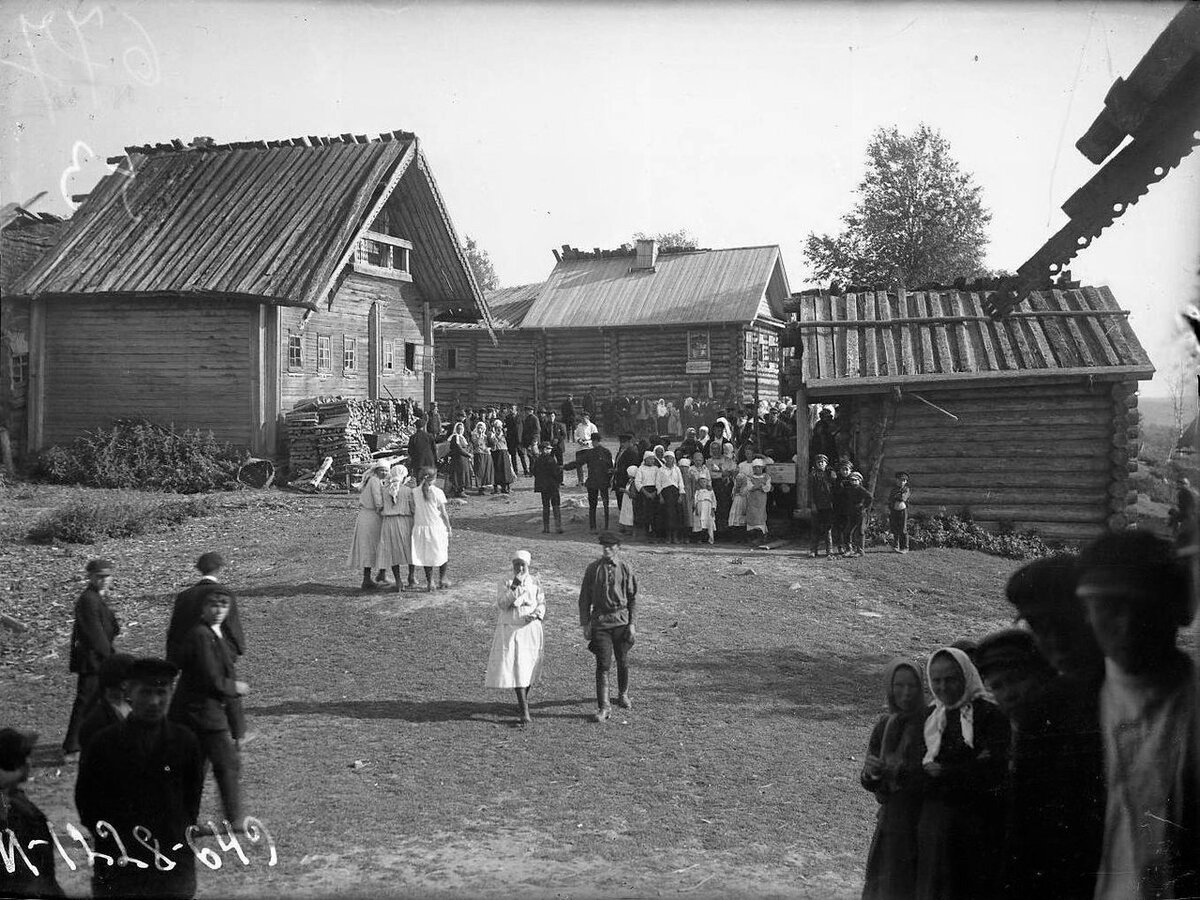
[579,532,639,723]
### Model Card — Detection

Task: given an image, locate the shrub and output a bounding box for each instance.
[864,512,1062,561]
[34,419,246,493]
[27,495,215,544]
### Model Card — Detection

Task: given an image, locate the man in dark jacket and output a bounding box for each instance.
[407,415,438,473]
[1,728,64,899]
[612,433,640,514]
[579,531,638,723]
[503,405,523,474]
[532,441,564,534]
[542,410,567,466]
[166,552,244,662]
[808,454,835,557]
[560,394,576,433]
[64,559,121,756]
[76,657,204,899]
[426,401,443,438]
[78,652,134,753]
[519,405,541,476]
[565,433,615,531]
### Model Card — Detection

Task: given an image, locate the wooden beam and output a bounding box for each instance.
[844,293,860,378]
[862,291,879,377]
[26,299,45,451]
[802,364,1153,396]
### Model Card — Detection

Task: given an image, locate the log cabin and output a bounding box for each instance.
[11,131,493,457]
[1,207,70,462]
[434,281,544,407]
[512,240,792,408]
[786,286,1154,541]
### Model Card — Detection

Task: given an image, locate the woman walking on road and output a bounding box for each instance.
[484,549,546,725]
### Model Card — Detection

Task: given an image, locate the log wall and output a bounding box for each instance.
[279,272,427,410]
[1,297,30,456]
[869,380,1139,542]
[41,296,257,447]
[434,329,542,406]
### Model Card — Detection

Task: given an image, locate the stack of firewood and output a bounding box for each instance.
[286,397,411,481]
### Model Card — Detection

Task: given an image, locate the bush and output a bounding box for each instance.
[864,512,1062,561]
[34,419,246,493]
[27,495,215,544]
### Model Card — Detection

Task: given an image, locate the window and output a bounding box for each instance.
[383,341,394,371]
[9,352,29,390]
[447,348,458,370]
[353,231,413,281]
[287,333,303,370]
[404,341,416,372]
[317,335,331,373]
[343,336,358,372]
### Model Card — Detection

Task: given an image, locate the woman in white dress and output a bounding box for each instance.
[411,466,453,591]
[378,464,415,592]
[484,549,546,725]
[348,461,388,591]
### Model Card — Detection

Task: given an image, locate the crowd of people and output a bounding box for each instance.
[859,530,1199,900]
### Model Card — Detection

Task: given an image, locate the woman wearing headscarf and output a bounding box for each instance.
[654,450,685,544]
[679,457,697,540]
[634,450,660,543]
[618,465,638,535]
[916,647,1010,900]
[489,419,515,494]
[861,660,927,900]
[378,464,415,592]
[411,467,453,591]
[348,461,388,591]
[728,465,750,543]
[446,422,472,499]
[484,549,546,725]
[470,421,494,496]
[745,458,772,542]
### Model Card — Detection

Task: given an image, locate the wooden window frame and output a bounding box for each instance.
[316,336,331,374]
[383,340,395,371]
[687,329,710,361]
[343,336,358,373]
[353,231,414,282]
[287,332,304,371]
[9,352,29,390]
[447,347,458,370]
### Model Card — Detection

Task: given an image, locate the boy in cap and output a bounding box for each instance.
[78,651,135,752]
[64,558,120,756]
[76,657,204,899]
[808,453,835,557]
[841,471,873,557]
[0,728,64,898]
[1076,531,1200,900]
[167,551,245,664]
[888,471,911,553]
[578,532,638,722]
[532,440,564,534]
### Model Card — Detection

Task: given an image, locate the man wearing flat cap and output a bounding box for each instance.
[1,728,64,898]
[76,657,204,899]
[578,531,639,722]
[167,551,245,663]
[1076,531,1200,900]
[64,559,121,756]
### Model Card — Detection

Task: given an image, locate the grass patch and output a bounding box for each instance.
[867,513,1062,560]
[26,494,215,544]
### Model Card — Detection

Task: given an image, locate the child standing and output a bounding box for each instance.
[888,471,911,553]
[809,454,835,557]
[693,470,717,544]
[618,465,637,535]
[831,459,853,555]
[844,471,873,557]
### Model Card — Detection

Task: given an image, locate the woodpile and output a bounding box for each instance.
[285,396,414,482]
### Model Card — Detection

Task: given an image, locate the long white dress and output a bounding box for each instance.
[347,475,384,567]
[484,576,545,689]
[377,483,414,567]
[410,484,450,566]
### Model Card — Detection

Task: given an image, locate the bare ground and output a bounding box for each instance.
[1,478,1021,899]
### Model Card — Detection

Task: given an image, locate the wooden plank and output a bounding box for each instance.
[1005,307,1038,369]
[1071,289,1122,367]
[884,455,1111,475]
[791,309,1133,327]
[965,292,999,371]
[844,293,860,378]
[1030,291,1077,367]
[907,471,1109,489]
[884,440,1110,458]
[814,294,831,380]
[930,293,956,373]
[1098,286,1153,367]
[950,293,977,373]
[802,294,818,382]
[1051,289,1095,367]
[1087,286,1140,367]
[861,292,879,377]
[1023,293,1058,368]
[989,304,1019,370]
[832,294,847,379]
[913,292,936,374]
[898,289,916,376]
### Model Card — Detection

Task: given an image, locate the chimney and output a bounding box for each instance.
[633,238,658,272]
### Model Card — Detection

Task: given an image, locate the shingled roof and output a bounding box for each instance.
[1,213,68,291]
[436,282,543,331]
[521,245,790,329]
[11,131,492,329]
[791,286,1153,396]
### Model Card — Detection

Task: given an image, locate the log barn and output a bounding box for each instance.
[1,207,69,461]
[787,286,1153,542]
[11,131,492,456]
[512,240,792,407]
[434,282,544,407]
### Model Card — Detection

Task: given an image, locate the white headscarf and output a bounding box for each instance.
[388,464,408,501]
[922,647,987,764]
[512,549,532,566]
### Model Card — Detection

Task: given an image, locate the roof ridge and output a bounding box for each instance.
[104,129,418,165]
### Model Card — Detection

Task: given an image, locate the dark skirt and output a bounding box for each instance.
[659,484,682,533]
[634,488,656,528]
[915,797,998,900]
[473,451,494,487]
[491,449,515,486]
[862,790,922,900]
[713,479,733,531]
[448,454,472,496]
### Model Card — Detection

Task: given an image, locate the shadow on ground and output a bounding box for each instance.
[245,697,588,723]
[642,647,893,721]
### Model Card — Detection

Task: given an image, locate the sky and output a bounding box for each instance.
[2,0,1198,395]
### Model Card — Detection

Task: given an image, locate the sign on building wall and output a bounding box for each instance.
[687,330,711,374]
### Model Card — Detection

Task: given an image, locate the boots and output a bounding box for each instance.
[588,508,597,531]
[616,664,632,709]
[360,568,375,591]
[592,671,610,722]
[542,508,551,533]
[603,506,610,531]
[391,566,403,593]
[554,509,563,534]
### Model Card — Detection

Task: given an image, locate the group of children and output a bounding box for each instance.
[808,454,910,557]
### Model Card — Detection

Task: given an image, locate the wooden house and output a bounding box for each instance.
[786,286,1154,541]
[1,207,69,461]
[11,131,492,456]
[434,282,543,407]
[516,240,792,406]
